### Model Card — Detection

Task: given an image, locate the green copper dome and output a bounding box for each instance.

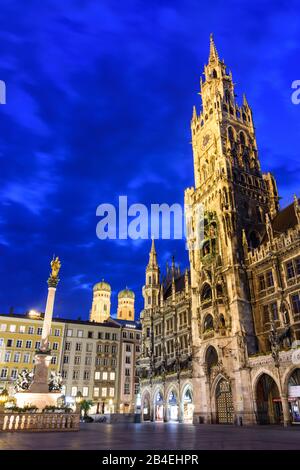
[93,280,111,292]
[118,288,135,299]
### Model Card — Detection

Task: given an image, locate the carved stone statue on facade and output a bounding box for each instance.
[269,323,280,366]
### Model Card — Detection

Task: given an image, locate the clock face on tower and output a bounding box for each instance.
[202,131,212,149]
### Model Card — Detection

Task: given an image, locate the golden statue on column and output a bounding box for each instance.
[15,256,63,408]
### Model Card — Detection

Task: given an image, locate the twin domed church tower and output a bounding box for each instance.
[90,281,135,323]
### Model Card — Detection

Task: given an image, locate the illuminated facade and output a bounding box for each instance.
[0,312,64,394]
[138,36,300,426]
[0,312,141,414]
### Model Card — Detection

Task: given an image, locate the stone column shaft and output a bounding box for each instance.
[41,287,56,351]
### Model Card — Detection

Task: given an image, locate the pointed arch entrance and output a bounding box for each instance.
[168,390,179,422]
[216,378,234,424]
[256,374,281,424]
[142,394,151,422]
[154,391,164,422]
[287,368,300,424]
[182,387,194,423]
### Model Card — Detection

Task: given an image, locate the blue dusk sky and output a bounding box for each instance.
[0,0,299,320]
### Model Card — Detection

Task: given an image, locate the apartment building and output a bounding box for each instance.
[0,312,141,414]
[0,311,64,394]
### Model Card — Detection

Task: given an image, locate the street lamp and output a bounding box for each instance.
[0,389,9,412]
[75,391,83,414]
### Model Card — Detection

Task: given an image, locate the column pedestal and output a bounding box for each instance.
[29,352,52,393]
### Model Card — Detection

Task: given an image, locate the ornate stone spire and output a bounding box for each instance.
[148,237,158,267]
[209,33,219,63]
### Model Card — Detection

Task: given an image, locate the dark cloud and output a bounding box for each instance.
[0,0,299,318]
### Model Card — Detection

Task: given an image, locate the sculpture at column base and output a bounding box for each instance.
[29,352,52,393]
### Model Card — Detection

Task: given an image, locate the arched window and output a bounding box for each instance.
[240,131,246,146]
[204,314,214,331]
[249,231,260,249]
[212,69,218,78]
[228,126,234,142]
[225,89,231,103]
[201,283,212,302]
[202,240,210,256]
[216,283,223,297]
[256,206,262,223]
[205,346,218,374]
[219,314,226,328]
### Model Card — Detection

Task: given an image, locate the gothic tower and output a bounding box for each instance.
[139,239,160,392]
[184,35,279,424]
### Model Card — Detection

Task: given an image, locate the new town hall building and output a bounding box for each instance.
[138,36,300,426]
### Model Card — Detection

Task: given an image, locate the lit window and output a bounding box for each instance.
[94,371,100,380]
[0,324,7,332]
[0,368,8,378]
[266,271,274,288]
[71,386,77,397]
[291,293,300,314]
[83,387,89,397]
[4,352,10,362]
[9,324,16,332]
[67,329,73,337]
[13,352,21,363]
[102,387,107,397]
[74,356,81,365]
[77,330,83,338]
[23,353,30,363]
[19,326,25,333]
[109,387,114,397]
[94,387,99,397]
[110,372,115,381]
[287,261,295,279]
[11,369,18,379]
[102,372,108,380]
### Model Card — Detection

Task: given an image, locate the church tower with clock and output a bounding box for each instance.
[185,35,279,424]
[139,35,300,427]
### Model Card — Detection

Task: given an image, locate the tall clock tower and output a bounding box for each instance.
[185,35,279,424]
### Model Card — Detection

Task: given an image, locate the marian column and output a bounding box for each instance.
[29,257,61,393]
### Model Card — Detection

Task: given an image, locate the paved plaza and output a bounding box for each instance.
[0,422,300,450]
